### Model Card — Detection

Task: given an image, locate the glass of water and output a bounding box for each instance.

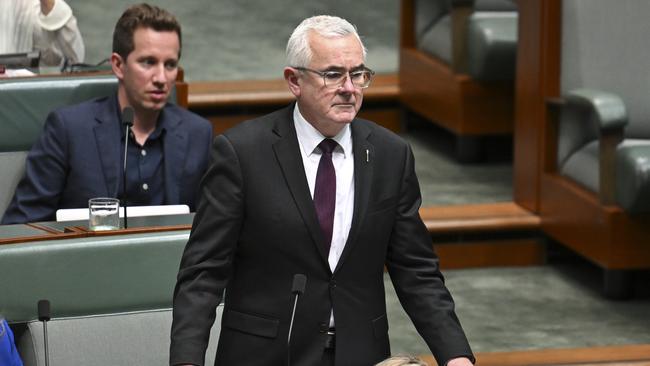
[88,197,120,231]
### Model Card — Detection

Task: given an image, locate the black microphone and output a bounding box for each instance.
[287,274,306,366]
[37,299,51,366]
[121,107,134,229]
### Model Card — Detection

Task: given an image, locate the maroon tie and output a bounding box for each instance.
[314,139,338,250]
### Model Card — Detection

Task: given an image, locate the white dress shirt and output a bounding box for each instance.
[0,0,85,66]
[293,103,355,273]
[293,103,355,326]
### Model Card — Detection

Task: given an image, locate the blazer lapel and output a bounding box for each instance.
[162,108,188,205]
[93,95,122,198]
[271,107,331,268]
[334,120,374,274]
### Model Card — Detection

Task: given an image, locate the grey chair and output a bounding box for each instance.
[541,0,650,298]
[15,307,222,366]
[400,0,518,161]
[0,229,220,365]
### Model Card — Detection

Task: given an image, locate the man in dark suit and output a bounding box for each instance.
[170,15,474,366]
[1,4,212,224]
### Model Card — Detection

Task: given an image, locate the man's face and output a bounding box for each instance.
[112,27,179,113]
[286,32,365,136]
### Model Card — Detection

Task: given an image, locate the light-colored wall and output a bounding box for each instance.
[561,0,650,137]
[67,0,399,81]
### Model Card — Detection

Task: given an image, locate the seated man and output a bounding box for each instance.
[0,0,85,66]
[1,4,212,224]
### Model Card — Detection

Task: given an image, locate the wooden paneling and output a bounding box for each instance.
[420,203,543,269]
[400,49,513,136]
[399,0,416,49]
[513,0,561,213]
[188,74,401,134]
[435,239,545,269]
[541,174,650,270]
[420,202,540,234]
[188,74,398,109]
[400,49,460,130]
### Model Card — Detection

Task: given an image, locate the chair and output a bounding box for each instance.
[0,73,184,219]
[0,229,221,365]
[540,0,650,298]
[14,307,222,366]
[399,0,518,161]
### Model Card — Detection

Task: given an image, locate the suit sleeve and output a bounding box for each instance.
[170,134,244,366]
[385,144,475,365]
[1,111,69,224]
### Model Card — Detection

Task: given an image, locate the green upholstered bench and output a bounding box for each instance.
[0,74,118,218]
[0,229,220,365]
[415,0,518,81]
[0,74,179,218]
[14,307,222,366]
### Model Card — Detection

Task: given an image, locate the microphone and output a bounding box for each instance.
[37,299,51,366]
[287,274,306,366]
[121,107,134,229]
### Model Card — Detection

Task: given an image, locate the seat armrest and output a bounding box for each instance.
[559,89,628,205]
[564,88,627,132]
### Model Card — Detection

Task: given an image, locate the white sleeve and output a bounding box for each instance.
[34,0,85,65]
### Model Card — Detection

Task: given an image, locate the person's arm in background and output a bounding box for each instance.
[0,317,24,366]
[34,0,85,66]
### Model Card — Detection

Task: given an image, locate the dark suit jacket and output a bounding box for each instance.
[1,94,212,224]
[170,105,473,366]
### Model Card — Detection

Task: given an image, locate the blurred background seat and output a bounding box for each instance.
[399,0,518,162]
[539,0,650,299]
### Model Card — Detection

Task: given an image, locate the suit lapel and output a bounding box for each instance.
[272,107,331,268]
[161,107,187,205]
[334,120,374,274]
[94,95,122,197]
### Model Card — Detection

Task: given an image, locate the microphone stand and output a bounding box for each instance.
[121,107,134,229]
[288,274,306,366]
[37,300,51,366]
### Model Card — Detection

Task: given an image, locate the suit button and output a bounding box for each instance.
[329,280,336,289]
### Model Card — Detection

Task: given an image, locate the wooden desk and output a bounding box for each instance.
[0,213,194,245]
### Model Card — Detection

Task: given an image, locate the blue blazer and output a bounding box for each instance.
[2,95,212,224]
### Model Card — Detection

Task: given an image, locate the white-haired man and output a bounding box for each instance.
[171,15,474,366]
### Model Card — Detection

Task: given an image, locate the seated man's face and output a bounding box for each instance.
[114,27,180,112]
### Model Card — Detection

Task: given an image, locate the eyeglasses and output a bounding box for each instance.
[294,67,375,89]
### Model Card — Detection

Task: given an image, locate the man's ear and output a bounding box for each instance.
[284,67,301,98]
[111,52,125,81]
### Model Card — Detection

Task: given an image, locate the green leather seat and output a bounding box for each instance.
[0,228,221,365]
[0,230,188,321]
[0,74,177,218]
[14,307,222,366]
[415,0,518,81]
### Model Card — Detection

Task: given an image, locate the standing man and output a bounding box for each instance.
[0,0,85,66]
[1,4,212,224]
[171,15,474,366]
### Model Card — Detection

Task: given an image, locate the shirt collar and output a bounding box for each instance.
[293,103,352,157]
[116,97,168,140]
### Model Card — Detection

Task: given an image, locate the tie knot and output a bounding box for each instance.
[318,139,338,155]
